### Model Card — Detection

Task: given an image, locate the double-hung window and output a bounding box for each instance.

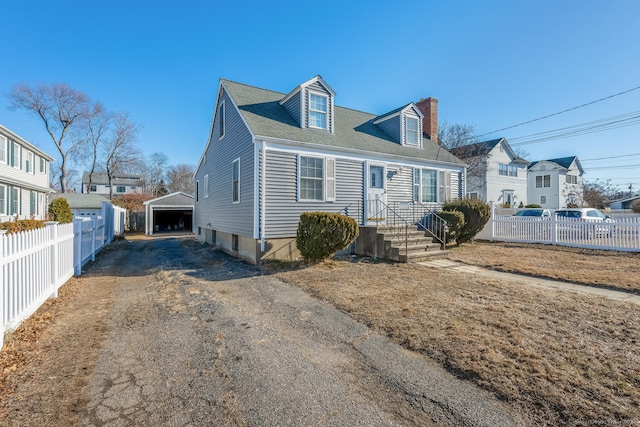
[40,157,46,173]
[10,141,20,169]
[9,187,19,215]
[30,191,37,215]
[413,168,438,203]
[566,175,578,184]
[299,156,324,201]
[308,93,328,130]
[536,175,551,188]
[499,164,518,177]
[26,151,34,174]
[405,117,419,145]
[232,159,240,203]
[0,135,6,164]
[204,174,209,198]
[0,185,6,215]
[117,186,126,193]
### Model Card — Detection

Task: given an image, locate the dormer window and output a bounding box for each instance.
[309,93,328,130]
[405,117,419,145]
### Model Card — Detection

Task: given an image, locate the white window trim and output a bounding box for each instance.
[308,91,328,130]
[0,135,7,165]
[204,174,209,198]
[232,158,240,204]
[297,154,326,202]
[413,168,439,203]
[40,157,46,174]
[219,100,226,140]
[404,116,420,146]
[11,141,21,170]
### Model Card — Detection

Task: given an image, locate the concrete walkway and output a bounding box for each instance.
[418,259,640,306]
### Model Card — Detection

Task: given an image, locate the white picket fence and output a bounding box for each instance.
[478,211,640,252]
[0,202,126,349]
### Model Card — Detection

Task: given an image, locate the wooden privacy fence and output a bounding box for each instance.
[477,210,640,252]
[1,203,125,349]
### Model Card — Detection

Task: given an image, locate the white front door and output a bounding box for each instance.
[366,163,387,225]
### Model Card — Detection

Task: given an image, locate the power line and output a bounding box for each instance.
[475,85,640,138]
[586,164,640,170]
[582,152,640,162]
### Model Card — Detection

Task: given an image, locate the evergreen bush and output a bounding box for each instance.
[436,211,465,244]
[296,212,359,262]
[631,199,640,214]
[442,199,491,245]
[48,198,73,223]
[525,204,542,208]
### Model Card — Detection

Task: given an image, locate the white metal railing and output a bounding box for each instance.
[481,211,640,252]
[1,201,126,349]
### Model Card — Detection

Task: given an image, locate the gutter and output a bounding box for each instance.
[254,135,467,170]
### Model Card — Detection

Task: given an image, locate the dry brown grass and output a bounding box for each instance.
[274,251,640,426]
[448,241,640,292]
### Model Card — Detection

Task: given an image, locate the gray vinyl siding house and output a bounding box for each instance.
[194,76,466,264]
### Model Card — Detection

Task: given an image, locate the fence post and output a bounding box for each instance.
[74,219,82,276]
[0,230,6,349]
[551,215,558,246]
[91,217,96,262]
[490,203,496,241]
[45,222,59,298]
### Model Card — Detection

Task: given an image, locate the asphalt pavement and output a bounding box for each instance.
[78,237,523,426]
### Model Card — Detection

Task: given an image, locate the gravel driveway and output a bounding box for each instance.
[3,236,522,426]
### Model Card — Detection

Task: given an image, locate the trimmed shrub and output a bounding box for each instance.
[48,198,73,223]
[0,219,46,234]
[631,199,640,214]
[436,210,465,244]
[442,199,491,246]
[525,204,541,208]
[296,212,359,262]
[566,202,580,208]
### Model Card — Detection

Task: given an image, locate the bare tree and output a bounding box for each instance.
[438,121,488,179]
[582,179,624,209]
[80,102,112,193]
[167,164,195,194]
[104,113,142,199]
[9,83,90,193]
[146,152,169,197]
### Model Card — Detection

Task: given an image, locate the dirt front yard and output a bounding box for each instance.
[275,242,640,426]
[448,241,640,293]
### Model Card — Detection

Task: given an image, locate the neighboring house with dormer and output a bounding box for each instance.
[450,137,529,207]
[0,124,54,221]
[527,156,584,209]
[193,75,466,264]
[81,172,143,196]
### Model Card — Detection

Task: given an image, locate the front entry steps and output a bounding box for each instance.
[356,226,448,263]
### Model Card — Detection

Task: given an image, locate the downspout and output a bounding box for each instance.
[260,140,267,252]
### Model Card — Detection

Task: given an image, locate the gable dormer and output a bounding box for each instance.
[280,75,336,134]
[373,104,424,148]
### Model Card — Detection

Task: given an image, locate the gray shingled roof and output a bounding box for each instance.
[144,192,194,207]
[221,79,464,166]
[81,172,143,186]
[50,193,111,209]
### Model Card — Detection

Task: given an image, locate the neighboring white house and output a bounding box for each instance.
[0,124,54,221]
[451,138,529,207]
[193,75,466,264]
[81,172,144,195]
[527,156,584,209]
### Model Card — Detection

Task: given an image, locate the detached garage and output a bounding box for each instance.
[144,192,194,235]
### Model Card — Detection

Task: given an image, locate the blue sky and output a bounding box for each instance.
[2,0,639,192]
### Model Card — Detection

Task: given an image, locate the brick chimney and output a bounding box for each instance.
[416,97,438,144]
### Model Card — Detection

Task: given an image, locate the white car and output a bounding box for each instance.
[554,208,614,238]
